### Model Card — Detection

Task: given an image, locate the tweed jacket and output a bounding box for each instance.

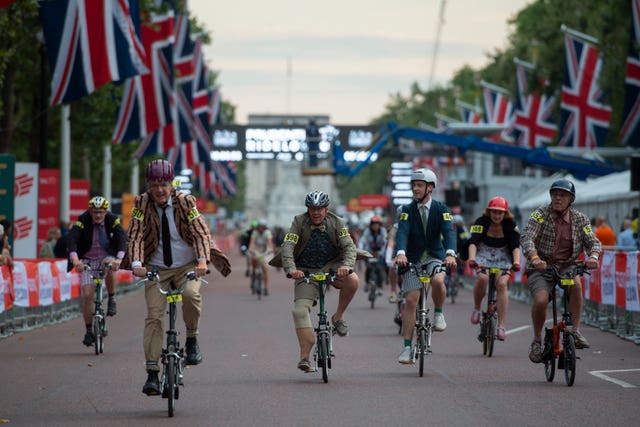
[520,204,601,271]
[123,189,231,276]
[394,199,456,263]
[269,211,359,273]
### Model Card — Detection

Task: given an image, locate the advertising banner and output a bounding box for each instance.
[0,154,15,250]
[626,252,640,312]
[69,179,90,222]
[14,163,39,258]
[38,169,60,254]
[600,251,616,305]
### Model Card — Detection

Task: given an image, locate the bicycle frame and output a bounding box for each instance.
[476,266,512,357]
[542,263,588,387]
[85,263,111,355]
[307,271,336,383]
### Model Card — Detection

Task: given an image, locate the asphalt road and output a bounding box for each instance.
[1,252,640,426]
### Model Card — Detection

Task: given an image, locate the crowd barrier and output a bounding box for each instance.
[0,233,238,338]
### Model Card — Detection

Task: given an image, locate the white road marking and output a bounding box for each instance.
[506,320,552,336]
[589,369,640,388]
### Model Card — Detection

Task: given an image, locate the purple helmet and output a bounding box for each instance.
[145,159,174,182]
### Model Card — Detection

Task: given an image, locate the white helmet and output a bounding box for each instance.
[410,168,437,188]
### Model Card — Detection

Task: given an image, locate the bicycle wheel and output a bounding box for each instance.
[92,316,101,355]
[167,355,176,417]
[256,276,262,300]
[449,280,457,304]
[318,334,329,383]
[418,328,426,377]
[481,316,488,355]
[369,284,376,309]
[486,315,496,357]
[564,333,576,386]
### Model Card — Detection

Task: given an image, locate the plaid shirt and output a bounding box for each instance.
[520,204,601,270]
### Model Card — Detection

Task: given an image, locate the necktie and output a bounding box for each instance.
[97,224,109,249]
[421,205,428,234]
[161,205,173,267]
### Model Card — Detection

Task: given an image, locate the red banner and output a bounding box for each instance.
[588,262,602,303]
[1,264,13,313]
[69,179,90,222]
[615,252,627,308]
[357,194,390,208]
[38,169,60,254]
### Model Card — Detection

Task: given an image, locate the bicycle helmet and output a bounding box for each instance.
[88,196,109,210]
[410,168,437,188]
[305,191,330,207]
[487,196,509,212]
[549,178,575,203]
[257,219,267,227]
[370,215,382,224]
[145,159,174,182]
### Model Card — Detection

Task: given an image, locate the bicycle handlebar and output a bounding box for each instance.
[475,265,516,276]
[137,268,208,294]
[401,262,449,277]
[545,262,590,281]
[287,269,354,284]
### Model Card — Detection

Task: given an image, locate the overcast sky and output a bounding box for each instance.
[189,0,533,125]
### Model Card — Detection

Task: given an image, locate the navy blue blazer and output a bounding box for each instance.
[395,199,456,263]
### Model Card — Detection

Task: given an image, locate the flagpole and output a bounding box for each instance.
[479,80,510,95]
[560,24,599,45]
[60,104,70,223]
[103,144,112,202]
[513,57,535,70]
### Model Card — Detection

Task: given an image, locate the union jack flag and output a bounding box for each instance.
[112,9,175,144]
[192,38,213,149]
[174,12,197,145]
[211,161,237,195]
[621,0,640,148]
[38,0,147,105]
[456,100,482,124]
[481,80,513,142]
[558,30,612,148]
[506,60,557,148]
[167,140,210,172]
[209,86,222,126]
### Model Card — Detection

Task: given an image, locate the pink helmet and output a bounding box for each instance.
[145,159,174,182]
[487,196,509,212]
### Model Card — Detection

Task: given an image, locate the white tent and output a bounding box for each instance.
[516,171,639,231]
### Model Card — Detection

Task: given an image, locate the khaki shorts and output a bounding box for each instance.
[293,260,351,302]
[527,266,580,296]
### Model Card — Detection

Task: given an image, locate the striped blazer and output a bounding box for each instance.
[124,189,230,276]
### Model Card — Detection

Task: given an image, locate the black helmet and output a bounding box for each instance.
[305,191,330,207]
[549,179,575,202]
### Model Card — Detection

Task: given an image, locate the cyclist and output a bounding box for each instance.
[394,168,457,364]
[125,159,231,396]
[358,215,388,294]
[66,196,127,347]
[270,190,359,373]
[520,178,601,362]
[248,219,275,295]
[467,197,521,341]
[240,220,258,277]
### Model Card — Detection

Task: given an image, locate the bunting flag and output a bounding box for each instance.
[212,161,237,195]
[112,8,175,144]
[192,38,214,149]
[621,0,640,148]
[456,100,483,124]
[558,29,612,148]
[38,0,147,105]
[507,60,557,148]
[174,11,197,145]
[480,80,513,142]
[209,86,222,126]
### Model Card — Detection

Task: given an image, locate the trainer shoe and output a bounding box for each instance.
[82,331,94,346]
[107,297,117,316]
[496,327,506,341]
[388,292,398,303]
[263,288,269,296]
[433,312,447,332]
[297,358,313,373]
[332,316,349,337]
[470,310,481,325]
[185,337,203,365]
[398,346,413,364]
[573,330,590,349]
[529,341,543,363]
[142,370,160,396]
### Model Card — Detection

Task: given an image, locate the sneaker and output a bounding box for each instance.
[573,330,590,349]
[185,337,203,365]
[332,316,349,337]
[297,358,313,373]
[142,370,161,396]
[470,310,481,325]
[433,312,447,332]
[529,341,543,363]
[263,288,269,296]
[398,346,413,364]
[496,327,506,341]
[388,292,398,303]
[107,298,117,316]
[82,331,94,346]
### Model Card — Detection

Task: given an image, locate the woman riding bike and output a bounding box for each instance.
[467,197,521,341]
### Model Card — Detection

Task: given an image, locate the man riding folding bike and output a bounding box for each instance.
[66,196,127,348]
[247,219,275,296]
[358,215,388,300]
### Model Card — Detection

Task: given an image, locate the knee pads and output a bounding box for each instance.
[292,298,313,329]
